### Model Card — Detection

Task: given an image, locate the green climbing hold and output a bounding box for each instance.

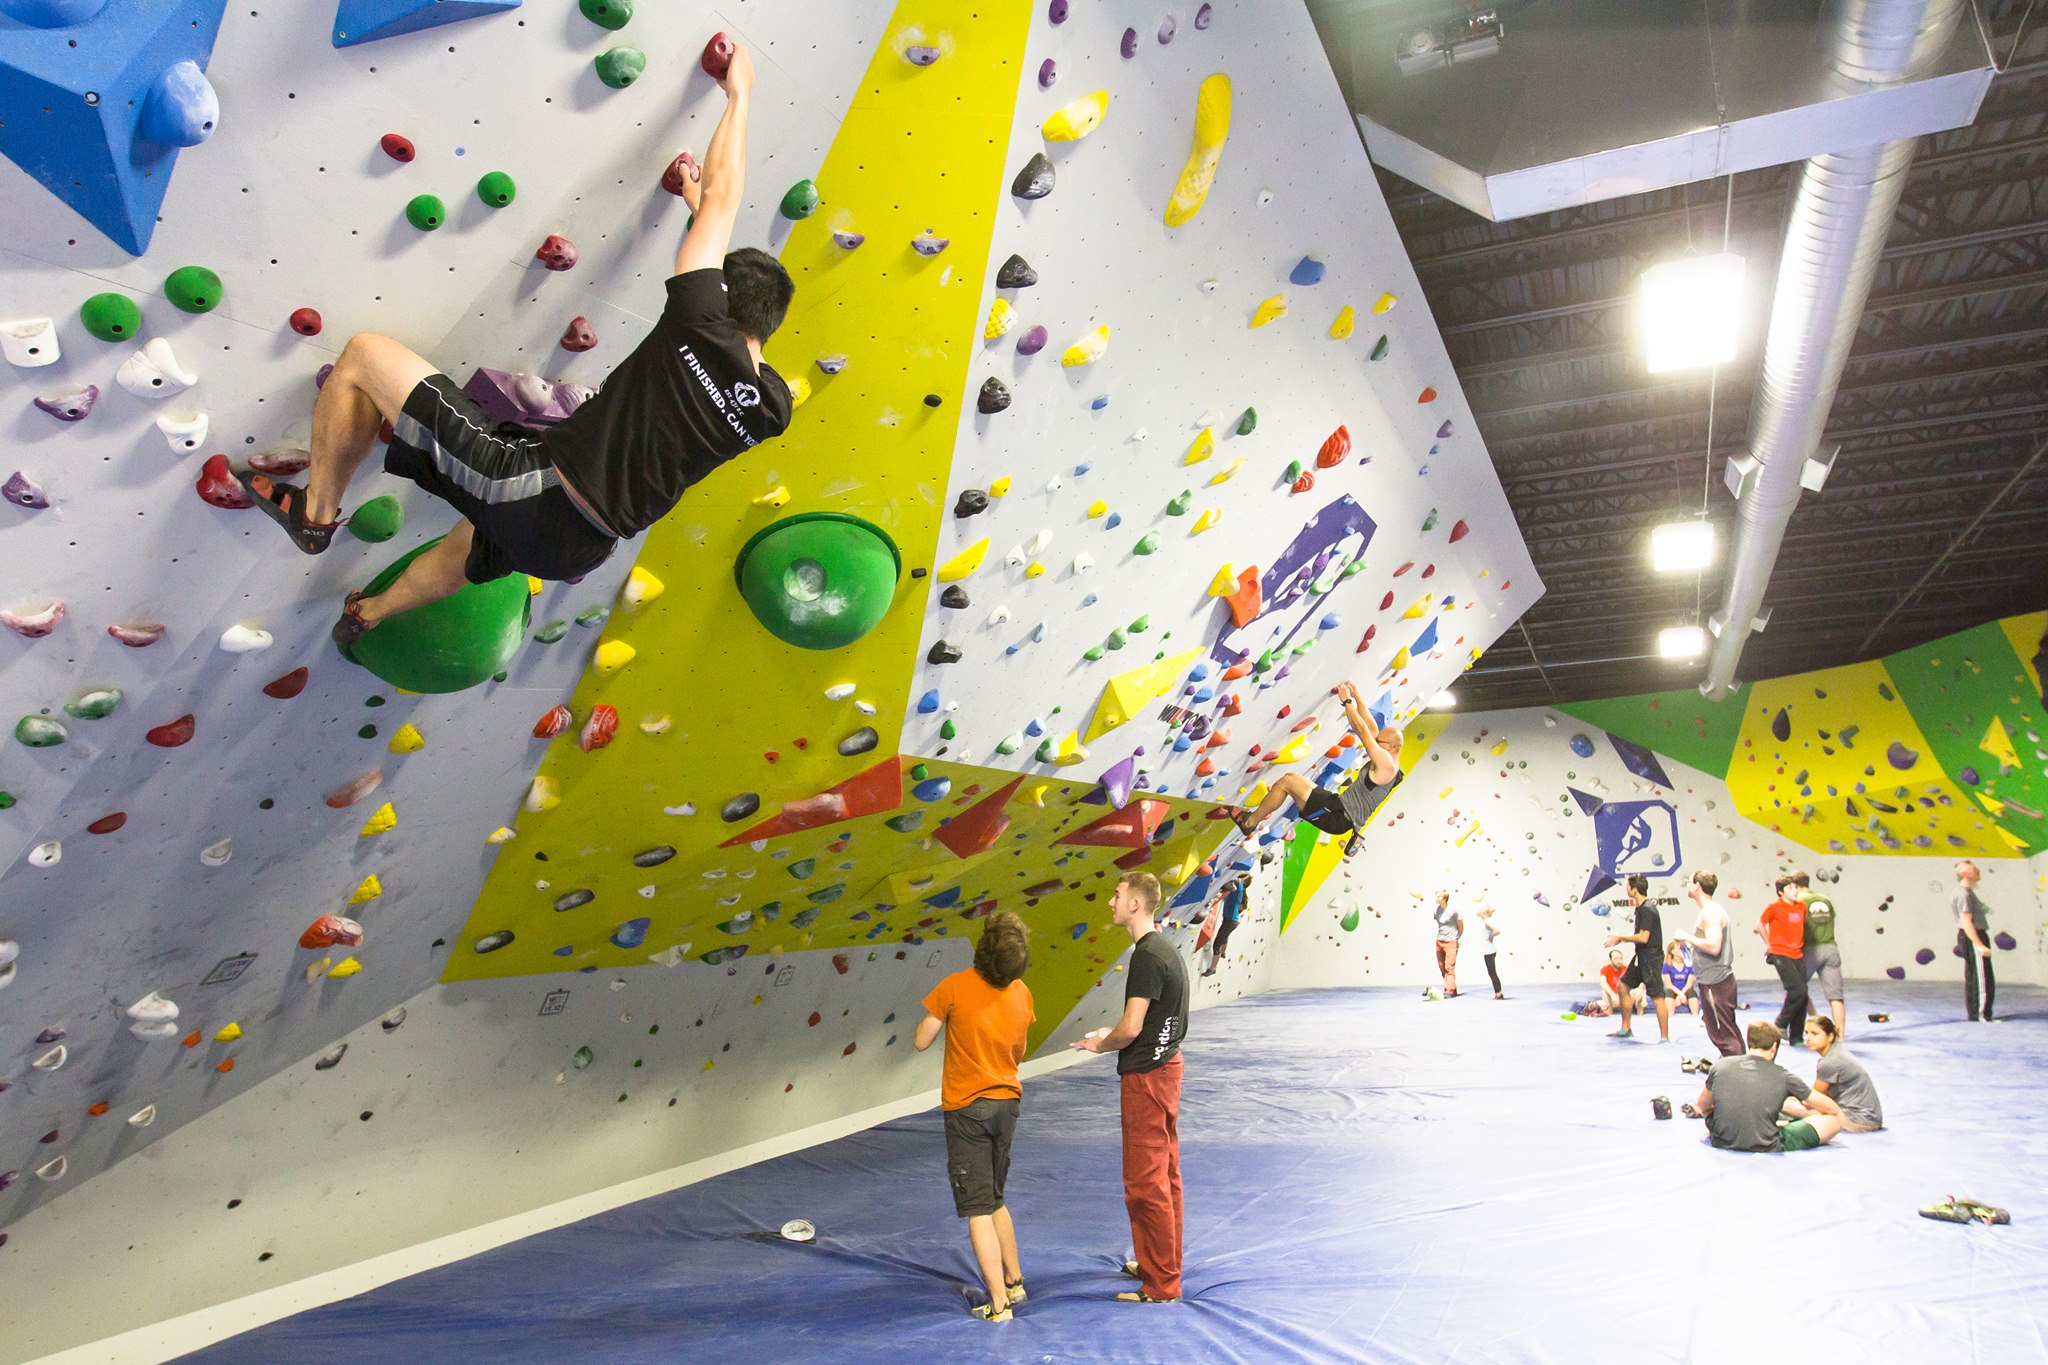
[579,0,632,27]
[1370,334,1390,361]
[595,46,647,88]
[734,512,902,651]
[80,292,141,342]
[534,620,569,643]
[939,719,957,740]
[575,604,612,628]
[1291,638,1315,655]
[1253,650,1275,673]
[1083,645,1106,662]
[995,733,1022,755]
[63,687,123,720]
[1340,559,1366,579]
[573,1046,595,1069]
[779,179,821,219]
[1236,407,1257,435]
[1284,459,1303,482]
[476,171,518,207]
[348,495,404,543]
[0,792,14,810]
[910,763,929,780]
[1133,531,1162,555]
[1129,615,1150,633]
[1166,490,1192,516]
[14,716,66,747]
[358,724,379,739]
[1035,739,1057,762]
[1421,508,1439,532]
[405,194,447,231]
[1340,908,1360,932]
[1107,627,1128,651]
[340,537,531,693]
[885,811,925,833]
[164,265,223,314]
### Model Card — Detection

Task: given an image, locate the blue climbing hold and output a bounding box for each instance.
[141,60,219,147]
[333,0,521,47]
[1070,922,1088,940]
[1103,514,1121,530]
[913,776,953,802]
[609,917,650,949]
[1289,256,1326,286]
[917,689,941,714]
[0,0,112,24]
[1091,395,1110,411]
[1318,612,1341,630]
[1569,734,1595,758]
[1188,663,1210,682]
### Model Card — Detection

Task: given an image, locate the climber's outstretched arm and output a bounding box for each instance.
[675,44,754,276]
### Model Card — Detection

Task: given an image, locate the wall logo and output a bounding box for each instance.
[1571,788,1682,900]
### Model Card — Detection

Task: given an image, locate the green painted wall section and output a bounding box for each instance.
[1558,683,1751,779]
[1886,619,2048,855]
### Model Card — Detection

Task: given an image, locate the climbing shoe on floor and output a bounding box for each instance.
[972,1302,1012,1322]
[1919,1197,2010,1225]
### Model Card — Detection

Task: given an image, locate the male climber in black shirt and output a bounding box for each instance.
[238,40,794,648]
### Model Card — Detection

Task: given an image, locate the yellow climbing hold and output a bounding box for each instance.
[487,826,518,845]
[1085,647,1204,742]
[753,485,790,508]
[527,576,545,597]
[594,639,637,674]
[1329,305,1355,339]
[525,775,560,813]
[622,566,665,609]
[984,296,1017,339]
[937,538,990,582]
[1272,732,1309,764]
[1251,295,1287,328]
[1981,716,2020,769]
[305,957,332,982]
[989,476,1011,497]
[1049,733,1090,767]
[1023,782,1049,808]
[214,1022,243,1042]
[1207,564,1238,596]
[1490,740,1509,756]
[1190,507,1222,534]
[787,374,812,408]
[1043,90,1108,141]
[348,873,383,905]
[1402,593,1434,619]
[1087,499,1108,519]
[1389,646,1412,669]
[327,956,363,979]
[1061,324,1110,367]
[388,723,424,754]
[640,714,672,735]
[1455,821,1481,848]
[1207,458,1243,487]
[358,803,396,837]
[1164,73,1231,228]
[1373,292,1397,314]
[1025,562,1046,579]
[1181,428,1215,466]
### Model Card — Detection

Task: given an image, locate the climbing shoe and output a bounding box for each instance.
[237,470,337,554]
[331,591,374,651]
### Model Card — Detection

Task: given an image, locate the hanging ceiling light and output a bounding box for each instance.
[1641,252,1744,373]
[1427,690,1457,709]
[1659,625,1708,659]
[1650,520,1716,572]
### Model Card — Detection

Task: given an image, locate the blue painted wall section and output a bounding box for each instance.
[331,0,522,49]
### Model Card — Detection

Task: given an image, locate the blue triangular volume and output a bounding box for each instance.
[0,0,229,255]
[1410,617,1440,655]
[333,0,520,48]
[1607,733,1673,789]
[1368,690,1393,729]
[1582,867,1617,902]
[1567,786,1605,816]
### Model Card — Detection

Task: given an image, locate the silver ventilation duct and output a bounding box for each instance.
[1700,0,1971,698]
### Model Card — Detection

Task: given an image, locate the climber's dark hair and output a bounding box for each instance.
[724,247,794,341]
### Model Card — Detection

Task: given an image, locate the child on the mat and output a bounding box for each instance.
[914,912,1035,1321]
[1234,680,1401,855]
[1663,942,1697,1014]
[1691,1022,1845,1152]
[1801,1017,1883,1132]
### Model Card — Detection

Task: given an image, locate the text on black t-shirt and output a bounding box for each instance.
[1118,932,1189,1075]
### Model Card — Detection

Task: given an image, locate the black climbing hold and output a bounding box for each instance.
[927,640,962,664]
[1771,708,1791,743]
[839,726,880,757]
[722,792,761,823]
[940,585,970,608]
[1012,152,1055,200]
[978,378,1011,414]
[633,845,677,868]
[997,254,1038,288]
[473,930,515,954]
[554,889,595,913]
[955,489,988,517]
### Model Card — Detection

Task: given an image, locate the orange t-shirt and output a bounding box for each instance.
[1759,899,1806,958]
[922,968,1035,1112]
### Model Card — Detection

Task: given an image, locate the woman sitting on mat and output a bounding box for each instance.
[1663,942,1698,1015]
[1801,1017,1884,1132]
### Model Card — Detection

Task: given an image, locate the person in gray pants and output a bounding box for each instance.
[1793,871,1846,1040]
[1671,871,1742,1056]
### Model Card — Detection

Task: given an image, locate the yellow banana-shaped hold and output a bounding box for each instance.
[1163,74,1231,228]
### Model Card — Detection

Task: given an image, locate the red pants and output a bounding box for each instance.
[1120,1054,1184,1299]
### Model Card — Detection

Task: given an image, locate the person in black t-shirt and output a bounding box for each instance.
[1072,871,1188,1304]
[1604,873,1672,1042]
[236,42,796,651]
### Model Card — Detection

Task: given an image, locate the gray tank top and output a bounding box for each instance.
[1338,766,1403,828]
[1692,902,1734,985]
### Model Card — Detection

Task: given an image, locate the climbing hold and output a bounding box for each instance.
[405,194,446,230]
[1182,428,1216,466]
[940,585,969,608]
[347,495,404,544]
[1329,305,1355,339]
[535,234,579,272]
[525,776,560,813]
[1012,152,1055,200]
[533,705,573,739]
[87,812,126,834]
[476,170,518,207]
[978,377,1012,413]
[661,150,700,198]
[911,232,951,256]
[778,179,821,222]
[326,772,383,810]
[1196,2,1214,26]
[1373,292,1398,314]
[379,132,415,161]
[1418,386,1438,403]
[1039,58,1057,88]
[195,455,252,511]
[1015,325,1049,357]
[1251,296,1287,327]
[593,640,637,674]
[928,639,962,665]
[63,687,121,720]
[579,704,620,752]
[984,297,1017,340]
[1191,508,1222,534]
[358,803,397,837]
[578,0,631,27]
[348,874,383,905]
[164,265,223,314]
[1166,489,1194,516]
[561,316,598,352]
[839,725,879,757]
[263,667,309,699]
[1,316,59,368]
[1207,458,1244,487]
[701,30,735,78]
[1316,425,1352,468]
[1061,325,1110,367]
[1290,257,1326,287]
[1133,531,1162,556]
[14,716,66,748]
[79,292,141,343]
[1164,75,1231,226]
[622,566,664,609]
[218,624,273,654]
[1121,26,1138,56]
[473,930,515,954]
[155,410,208,452]
[734,512,902,651]
[387,723,424,755]
[341,538,530,693]
[326,957,363,979]
[754,485,791,508]
[146,714,196,748]
[4,472,50,509]
[1044,91,1108,141]
[1291,469,1316,494]
[721,792,760,823]
[2,601,65,638]
[997,254,1038,289]
[34,384,99,422]
[596,46,647,88]
[116,338,197,398]
[1449,519,1470,542]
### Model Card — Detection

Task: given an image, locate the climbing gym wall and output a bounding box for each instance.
[1272,612,2048,992]
[1,0,1533,1353]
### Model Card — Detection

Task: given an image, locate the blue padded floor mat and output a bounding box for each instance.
[185,980,2048,1364]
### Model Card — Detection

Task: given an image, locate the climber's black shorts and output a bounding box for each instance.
[383,374,616,584]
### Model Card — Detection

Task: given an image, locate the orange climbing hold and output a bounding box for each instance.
[1314,425,1351,468]
[1290,470,1316,494]
[1418,387,1437,403]
[935,776,1023,859]
[533,705,573,738]
[326,771,382,808]
[1225,566,1261,628]
[299,914,364,949]
[579,704,619,752]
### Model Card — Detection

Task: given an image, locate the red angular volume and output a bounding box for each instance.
[263,667,309,699]
[146,714,195,748]
[1314,424,1351,468]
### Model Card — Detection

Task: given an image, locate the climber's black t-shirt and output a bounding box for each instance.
[542,269,791,539]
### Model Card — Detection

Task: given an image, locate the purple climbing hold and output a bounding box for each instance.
[463,368,592,430]
[1120,26,1138,57]
[1017,325,1048,356]
[1994,932,2016,951]
[1157,14,1176,43]
[4,472,50,509]
[832,231,866,250]
[1958,766,1980,785]
[1039,58,1057,88]
[1099,754,1137,810]
[610,917,651,949]
[1885,740,1918,771]
[1914,948,1935,965]
[1195,3,1213,28]
[1886,966,1906,980]
[1436,420,1453,439]
[1048,0,1067,22]
[34,384,98,422]
[904,45,941,66]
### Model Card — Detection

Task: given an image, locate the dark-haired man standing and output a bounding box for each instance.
[1605,874,1671,1041]
[240,41,795,648]
[916,912,1036,1321]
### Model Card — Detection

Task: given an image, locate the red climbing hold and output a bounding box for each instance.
[560,316,598,352]
[1314,425,1351,469]
[108,623,165,648]
[533,704,573,739]
[146,715,196,748]
[1448,519,1470,543]
[263,667,309,699]
[1225,566,1262,628]
[764,750,780,764]
[701,31,735,79]
[196,455,253,509]
[1418,386,1437,403]
[181,1030,201,1048]
[936,776,1022,859]
[379,133,415,162]
[87,813,126,835]
[378,419,396,445]
[299,914,364,949]
[325,770,382,808]
[832,953,850,974]
[535,234,579,271]
[1355,624,1377,653]
[579,704,618,752]
[1290,470,1316,494]
[249,447,311,475]
[289,308,323,337]
[661,151,700,197]
[1421,563,1436,579]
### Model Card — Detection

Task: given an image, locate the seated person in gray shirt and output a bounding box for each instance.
[1802,1017,1883,1131]
[1691,1022,1845,1152]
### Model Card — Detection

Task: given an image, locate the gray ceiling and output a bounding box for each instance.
[1353,3,2048,709]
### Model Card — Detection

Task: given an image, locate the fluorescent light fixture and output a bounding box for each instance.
[1641,252,1744,373]
[1659,625,1707,659]
[1650,520,1716,572]
[1427,690,1457,709]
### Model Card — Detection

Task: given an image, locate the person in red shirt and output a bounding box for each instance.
[915,913,1036,1321]
[1756,876,1809,1042]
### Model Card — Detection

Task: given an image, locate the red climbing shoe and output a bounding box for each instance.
[237,470,337,554]
[331,592,374,652]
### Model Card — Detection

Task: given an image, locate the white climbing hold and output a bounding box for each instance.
[487,826,517,844]
[219,624,273,653]
[855,700,877,716]
[32,1044,66,1071]
[664,802,697,816]
[986,606,1011,626]
[200,838,233,866]
[128,1105,157,1128]
[1,316,60,368]
[1025,528,1053,555]
[28,840,61,868]
[36,1155,67,1182]
[0,938,17,990]
[115,337,198,398]
[825,683,856,701]
[1005,543,1027,568]
[155,410,208,453]
[1072,553,1095,575]
[127,990,180,1026]
[638,884,657,898]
